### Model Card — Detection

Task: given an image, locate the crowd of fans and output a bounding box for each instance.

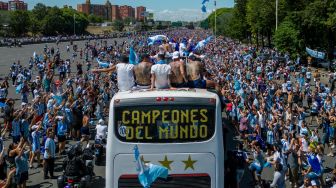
[0,28,335,188]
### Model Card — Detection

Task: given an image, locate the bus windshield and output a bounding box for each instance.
[114,104,216,143]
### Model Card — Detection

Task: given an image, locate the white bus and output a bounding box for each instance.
[106,88,224,188]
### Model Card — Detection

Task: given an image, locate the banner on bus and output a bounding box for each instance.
[115,106,215,143]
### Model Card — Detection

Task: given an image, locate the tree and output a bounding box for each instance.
[32,3,48,21]
[112,20,124,31]
[273,20,301,56]
[29,14,41,36]
[172,21,182,27]
[88,14,103,23]
[41,7,65,36]
[123,17,136,25]
[9,11,30,36]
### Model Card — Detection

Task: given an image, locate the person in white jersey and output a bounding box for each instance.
[92,55,135,92]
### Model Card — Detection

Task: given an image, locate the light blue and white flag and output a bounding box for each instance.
[306,47,326,59]
[96,58,110,68]
[202,0,210,4]
[15,83,23,94]
[129,47,139,65]
[147,35,169,46]
[201,4,207,13]
[134,145,168,188]
[243,54,253,61]
[53,95,63,105]
[194,36,212,51]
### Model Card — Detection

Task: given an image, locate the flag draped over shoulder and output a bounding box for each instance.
[134,146,168,188]
[129,47,139,65]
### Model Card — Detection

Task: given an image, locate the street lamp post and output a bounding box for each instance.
[214,0,217,42]
[276,0,278,30]
[74,14,76,36]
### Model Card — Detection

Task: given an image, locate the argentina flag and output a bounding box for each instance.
[194,36,213,51]
[96,58,110,68]
[129,47,139,65]
[134,146,168,188]
[15,83,23,94]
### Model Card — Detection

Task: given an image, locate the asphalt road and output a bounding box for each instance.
[1,39,335,188]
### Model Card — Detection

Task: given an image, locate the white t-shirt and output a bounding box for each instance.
[151,64,171,89]
[116,63,135,91]
[301,137,309,152]
[96,124,108,140]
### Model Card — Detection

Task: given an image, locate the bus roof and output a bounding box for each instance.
[113,88,219,100]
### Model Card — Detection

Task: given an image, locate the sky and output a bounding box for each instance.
[26,0,234,21]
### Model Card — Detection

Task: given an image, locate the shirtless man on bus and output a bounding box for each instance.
[169,52,188,88]
[187,54,219,91]
[134,54,153,89]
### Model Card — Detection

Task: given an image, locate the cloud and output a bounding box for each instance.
[154,8,211,22]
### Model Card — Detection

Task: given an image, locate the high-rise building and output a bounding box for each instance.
[0,0,27,11]
[77,0,112,20]
[77,0,143,21]
[111,5,120,21]
[8,0,27,11]
[136,6,146,21]
[0,1,8,10]
[119,5,135,20]
[77,0,90,15]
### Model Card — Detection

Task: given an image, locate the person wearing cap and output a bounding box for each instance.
[30,122,42,168]
[43,128,56,179]
[92,54,135,92]
[151,54,171,90]
[96,119,107,142]
[169,51,188,88]
[133,53,153,89]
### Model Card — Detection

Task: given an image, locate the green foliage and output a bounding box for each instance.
[203,0,336,58]
[172,21,182,27]
[273,20,301,55]
[112,20,124,31]
[201,8,234,37]
[207,8,233,29]
[0,11,11,25]
[88,14,103,23]
[123,17,136,25]
[9,11,30,36]
[3,3,92,36]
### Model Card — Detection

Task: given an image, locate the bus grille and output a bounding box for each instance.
[118,174,211,188]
